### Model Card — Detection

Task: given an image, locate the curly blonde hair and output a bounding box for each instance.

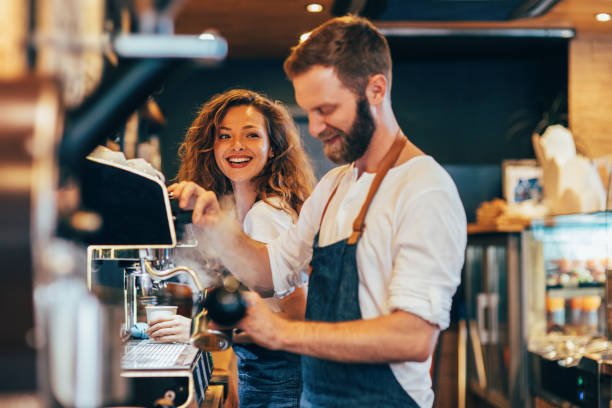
[177,89,315,217]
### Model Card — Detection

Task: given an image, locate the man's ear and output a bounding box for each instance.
[365,74,387,105]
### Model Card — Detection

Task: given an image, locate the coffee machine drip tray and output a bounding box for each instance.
[119,340,213,407]
[122,340,198,371]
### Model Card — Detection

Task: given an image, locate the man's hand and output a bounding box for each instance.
[146,315,192,343]
[236,291,289,350]
[167,181,220,226]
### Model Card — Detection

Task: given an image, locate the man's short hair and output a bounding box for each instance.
[283,15,392,96]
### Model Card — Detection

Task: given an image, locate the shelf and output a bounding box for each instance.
[467,223,526,234]
[546,286,605,298]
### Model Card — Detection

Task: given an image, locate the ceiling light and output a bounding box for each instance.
[306,3,324,13]
[300,32,311,43]
[595,13,611,22]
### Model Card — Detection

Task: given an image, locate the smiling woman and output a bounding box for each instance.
[162,88,316,407]
[176,89,315,221]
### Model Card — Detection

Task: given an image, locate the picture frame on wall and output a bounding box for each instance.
[502,159,543,204]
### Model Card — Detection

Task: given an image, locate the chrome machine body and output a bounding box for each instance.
[83,156,245,406]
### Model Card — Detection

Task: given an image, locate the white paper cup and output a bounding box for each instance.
[145,305,177,324]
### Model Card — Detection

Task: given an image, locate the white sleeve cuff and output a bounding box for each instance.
[268,241,309,298]
[389,285,453,330]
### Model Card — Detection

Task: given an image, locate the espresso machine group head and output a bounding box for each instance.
[83,156,245,351]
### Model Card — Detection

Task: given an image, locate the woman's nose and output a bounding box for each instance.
[231,137,244,150]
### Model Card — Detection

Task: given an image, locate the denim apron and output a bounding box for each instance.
[300,135,420,408]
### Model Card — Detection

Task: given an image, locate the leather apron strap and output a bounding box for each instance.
[347,132,406,244]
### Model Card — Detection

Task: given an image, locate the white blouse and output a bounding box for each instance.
[243,197,299,312]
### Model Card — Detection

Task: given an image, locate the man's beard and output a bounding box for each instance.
[319,97,376,164]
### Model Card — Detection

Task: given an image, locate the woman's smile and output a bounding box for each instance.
[226,154,253,168]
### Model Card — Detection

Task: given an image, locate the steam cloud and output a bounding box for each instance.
[172,195,240,289]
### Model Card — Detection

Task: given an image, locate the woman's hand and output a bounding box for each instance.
[146,315,192,344]
[167,181,220,226]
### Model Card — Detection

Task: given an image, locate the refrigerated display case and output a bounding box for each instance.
[525,212,611,408]
[525,213,608,338]
[462,211,611,408]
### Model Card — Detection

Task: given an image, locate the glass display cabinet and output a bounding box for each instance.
[462,211,611,408]
[525,212,611,408]
[525,213,608,337]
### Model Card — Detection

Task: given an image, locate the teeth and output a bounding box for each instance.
[228,157,251,163]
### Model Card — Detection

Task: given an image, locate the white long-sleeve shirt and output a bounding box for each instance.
[268,156,467,408]
[243,197,299,312]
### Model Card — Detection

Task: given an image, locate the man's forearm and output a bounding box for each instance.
[200,212,274,296]
[277,311,439,363]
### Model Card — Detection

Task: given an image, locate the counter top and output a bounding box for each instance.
[467,222,526,234]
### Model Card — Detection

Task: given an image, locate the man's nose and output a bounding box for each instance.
[308,113,326,138]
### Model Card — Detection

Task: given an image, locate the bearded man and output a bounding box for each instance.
[170,15,467,408]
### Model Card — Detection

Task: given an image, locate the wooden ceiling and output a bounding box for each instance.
[175,0,612,59]
[175,0,335,59]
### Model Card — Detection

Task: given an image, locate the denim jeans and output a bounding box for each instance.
[233,343,302,408]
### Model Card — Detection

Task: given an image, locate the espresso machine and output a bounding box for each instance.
[83,155,246,407]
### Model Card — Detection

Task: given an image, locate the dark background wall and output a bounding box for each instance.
[155,38,568,221]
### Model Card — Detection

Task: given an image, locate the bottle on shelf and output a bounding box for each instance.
[568,297,584,335]
[546,296,566,332]
[581,295,602,336]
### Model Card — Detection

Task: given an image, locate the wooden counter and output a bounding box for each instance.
[467,222,526,234]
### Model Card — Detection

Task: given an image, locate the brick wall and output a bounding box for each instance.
[569,34,612,158]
